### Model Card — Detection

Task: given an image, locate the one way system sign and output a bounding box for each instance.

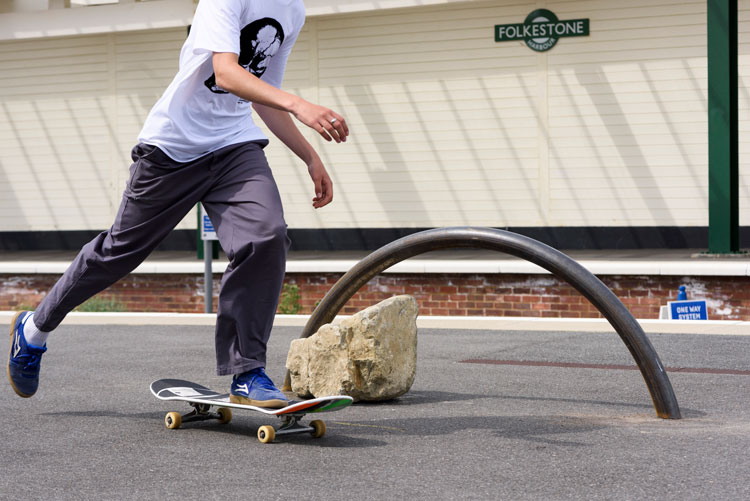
[667,300,708,320]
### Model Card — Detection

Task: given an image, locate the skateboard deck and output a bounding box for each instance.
[150,378,353,443]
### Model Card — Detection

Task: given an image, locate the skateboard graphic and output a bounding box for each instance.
[150,379,353,443]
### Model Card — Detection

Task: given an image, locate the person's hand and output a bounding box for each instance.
[308,159,333,208]
[292,99,349,143]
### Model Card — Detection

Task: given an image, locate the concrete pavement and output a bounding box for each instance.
[1,320,749,499]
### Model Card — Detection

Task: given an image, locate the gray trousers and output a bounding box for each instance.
[34,141,290,376]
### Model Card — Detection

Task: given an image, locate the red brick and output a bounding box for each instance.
[568,304,591,312]
[560,311,582,318]
[541,296,561,303]
[550,303,570,311]
[638,297,662,306]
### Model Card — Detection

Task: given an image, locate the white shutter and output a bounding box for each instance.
[2,0,748,232]
[0,27,189,231]
[0,34,114,231]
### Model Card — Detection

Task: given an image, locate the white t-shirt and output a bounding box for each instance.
[138,0,305,162]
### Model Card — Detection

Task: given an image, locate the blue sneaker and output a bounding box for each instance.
[8,311,47,398]
[230,367,288,408]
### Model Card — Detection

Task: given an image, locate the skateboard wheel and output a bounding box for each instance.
[165,412,182,430]
[257,425,275,444]
[310,419,326,438]
[217,407,232,424]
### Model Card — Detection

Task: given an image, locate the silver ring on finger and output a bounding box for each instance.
[330,118,337,125]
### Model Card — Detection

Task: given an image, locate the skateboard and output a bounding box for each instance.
[150,379,353,443]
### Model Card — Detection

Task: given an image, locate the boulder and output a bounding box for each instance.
[286,295,418,401]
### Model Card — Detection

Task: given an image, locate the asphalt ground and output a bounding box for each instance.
[2,324,749,500]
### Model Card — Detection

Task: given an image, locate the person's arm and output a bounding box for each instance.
[212,52,349,144]
[253,102,333,209]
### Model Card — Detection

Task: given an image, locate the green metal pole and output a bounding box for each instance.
[707,0,739,253]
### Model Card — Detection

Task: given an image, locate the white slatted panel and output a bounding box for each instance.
[274,0,733,230]
[266,1,543,229]
[0,27,187,232]
[2,0,748,233]
[738,1,750,227]
[0,34,114,231]
[547,0,711,227]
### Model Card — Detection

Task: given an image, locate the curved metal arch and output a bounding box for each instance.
[284,227,681,419]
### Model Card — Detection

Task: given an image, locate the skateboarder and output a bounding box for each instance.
[8,0,348,408]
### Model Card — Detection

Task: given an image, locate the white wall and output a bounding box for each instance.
[278,2,543,228]
[739,1,750,229]
[0,1,49,14]
[268,0,742,229]
[545,0,710,227]
[303,0,481,16]
[0,28,186,231]
[0,0,194,41]
[0,0,747,233]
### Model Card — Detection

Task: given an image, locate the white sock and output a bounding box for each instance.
[23,314,50,347]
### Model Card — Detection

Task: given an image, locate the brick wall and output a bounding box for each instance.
[286,273,750,320]
[1,273,749,320]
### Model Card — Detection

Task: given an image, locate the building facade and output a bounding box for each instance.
[0,0,747,249]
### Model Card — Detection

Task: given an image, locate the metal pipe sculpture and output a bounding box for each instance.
[283,227,681,419]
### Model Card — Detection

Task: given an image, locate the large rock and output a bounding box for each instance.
[286,295,418,401]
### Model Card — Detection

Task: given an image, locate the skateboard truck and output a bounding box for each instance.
[164,402,232,430]
[258,414,327,444]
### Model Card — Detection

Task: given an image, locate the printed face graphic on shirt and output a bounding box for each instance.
[205,17,286,94]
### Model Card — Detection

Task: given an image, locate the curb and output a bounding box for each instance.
[1,311,748,335]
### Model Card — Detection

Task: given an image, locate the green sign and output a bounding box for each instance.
[495,9,589,52]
